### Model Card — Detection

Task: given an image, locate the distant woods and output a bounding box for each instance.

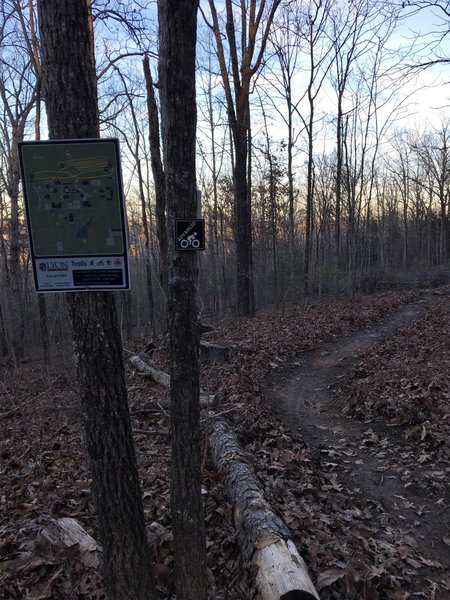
[0,0,449,365]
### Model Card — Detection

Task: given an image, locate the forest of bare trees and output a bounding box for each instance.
[1,0,450,366]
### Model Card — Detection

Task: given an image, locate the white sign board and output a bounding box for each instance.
[19,138,130,292]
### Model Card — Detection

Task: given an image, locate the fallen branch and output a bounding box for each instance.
[209,419,320,600]
[130,355,170,387]
[130,355,216,406]
[38,404,81,413]
[0,386,53,421]
[200,340,232,363]
[132,428,169,437]
[130,403,171,414]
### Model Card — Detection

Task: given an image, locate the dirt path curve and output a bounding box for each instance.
[264,291,450,584]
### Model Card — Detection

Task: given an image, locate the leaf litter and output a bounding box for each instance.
[0,288,449,598]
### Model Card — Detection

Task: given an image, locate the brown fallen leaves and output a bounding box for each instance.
[334,296,450,460]
[1,288,449,598]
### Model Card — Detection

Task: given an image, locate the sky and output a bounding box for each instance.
[392,1,450,127]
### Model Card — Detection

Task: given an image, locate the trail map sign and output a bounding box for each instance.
[19,138,130,292]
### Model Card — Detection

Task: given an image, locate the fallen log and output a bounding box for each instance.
[130,355,217,406]
[130,355,170,387]
[200,340,232,363]
[37,517,100,569]
[209,419,320,600]
[131,356,318,597]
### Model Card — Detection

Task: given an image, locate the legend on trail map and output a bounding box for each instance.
[19,138,130,292]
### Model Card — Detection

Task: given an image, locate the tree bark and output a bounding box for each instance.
[143,56,168,306]
[207,0,281,316]
[209,419,320,600]
[1,106,31,362]
[37,1,157,598]
[38,518,100,569]
[158,1,208,598]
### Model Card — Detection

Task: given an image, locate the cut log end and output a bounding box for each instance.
[280,592,319,600]
[210,420,320,600]
[254,539,320,600]
[37,517,100,569]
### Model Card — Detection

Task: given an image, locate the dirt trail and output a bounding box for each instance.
[265,291,450,577]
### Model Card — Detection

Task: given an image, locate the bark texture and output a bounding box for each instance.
[157,1,207,598]
[209,419,319,600]
[143,55,168,301]
[66,294,156,599]
[37,1,157,598]
[38,518,99,569]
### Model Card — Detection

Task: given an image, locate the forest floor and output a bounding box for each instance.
[0,286,449,599]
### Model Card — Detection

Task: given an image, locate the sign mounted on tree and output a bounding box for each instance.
[19,138,130,292]
[175,219,205,251]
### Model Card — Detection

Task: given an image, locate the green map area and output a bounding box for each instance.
[21,141,125,257]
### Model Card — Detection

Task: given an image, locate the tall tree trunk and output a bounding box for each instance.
[0,301,8,362]
[158,1,207,598]
[37,1,157,598]
[207,0,280,316]
[234,97,254,316]
[35,79,50,366]
[335,91,343,279]
[304,106,314,299]
[5,120,27,362]
[287,105,296,272]
[234,174,254,315]
[206,72,225,314]
[261,102,279,306]
[143,56,168,310]
[15,0,50,365]
[137,157,155,335]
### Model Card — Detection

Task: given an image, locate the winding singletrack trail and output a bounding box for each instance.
[265,291,450,595]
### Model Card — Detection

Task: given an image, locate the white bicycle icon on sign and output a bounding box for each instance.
[180,232,200,248]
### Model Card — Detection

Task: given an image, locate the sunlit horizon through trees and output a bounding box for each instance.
[1,0,450,363]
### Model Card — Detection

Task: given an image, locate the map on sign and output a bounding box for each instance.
[20,141,125,257]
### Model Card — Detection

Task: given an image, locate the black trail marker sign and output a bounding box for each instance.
[175,219,205,251]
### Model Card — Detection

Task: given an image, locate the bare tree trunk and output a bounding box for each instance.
[14,0,50,365]
[37,1,157,598]
[137,157,156,335]
[335,94,343,276]
[234,94,255,316]
[109,64,156,335]
[143,56,168,308]
[260,101,279,305]
[0,301,8,362]
[305,106,314,299]
[34,72,50,366]
[4,118,28,362]
[207,0,281,316]
[269,2,303,289]
[158,0,207,598]
[297,0,334,299]
[205,68,225,314]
